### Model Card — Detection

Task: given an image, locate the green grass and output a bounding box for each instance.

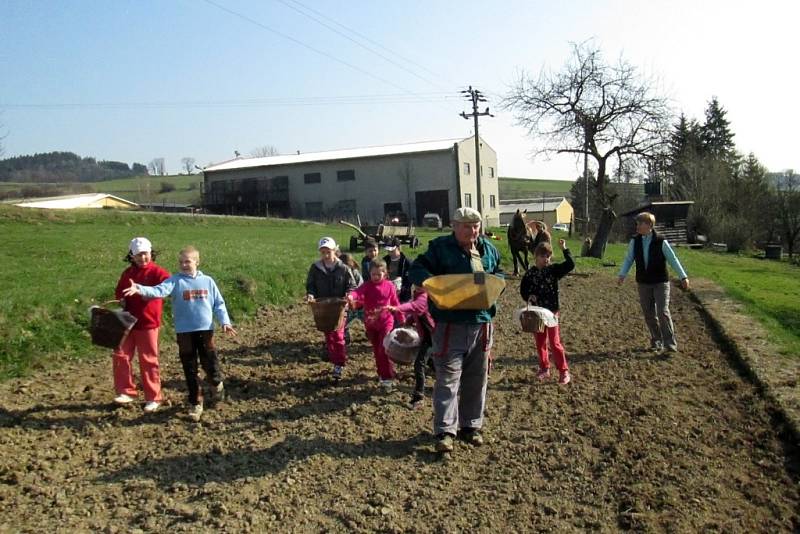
[1,207,797,380]
[1,174,203,204]
[499,177,574,199]
[552,233,800,358]
[0,205,444,379]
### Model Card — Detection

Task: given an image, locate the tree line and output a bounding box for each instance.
[0,151,148,183]
[504,40,800,258]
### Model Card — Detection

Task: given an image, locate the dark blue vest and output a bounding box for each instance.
[633,231,668,284]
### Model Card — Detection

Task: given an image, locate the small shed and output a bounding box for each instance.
[14,193,139,210]
[619,201,694,244]
[498,197,574,227]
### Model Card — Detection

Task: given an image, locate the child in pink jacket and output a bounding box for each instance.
[348,259,403,390]
[388,285,435,409]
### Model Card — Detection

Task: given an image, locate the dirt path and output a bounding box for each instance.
[1,273,798,532]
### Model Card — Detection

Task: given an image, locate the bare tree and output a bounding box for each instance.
[250,145,280,157]
[147,157,166,176]
[181,157,196,175]
[504,41,671,257]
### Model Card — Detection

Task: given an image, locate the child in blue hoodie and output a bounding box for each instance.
[123,245,236,422]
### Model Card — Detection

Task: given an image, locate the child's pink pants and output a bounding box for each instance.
[325,328,347,366]
[113,328,162,402]
[534,324,568,373]
[366,322,395,380]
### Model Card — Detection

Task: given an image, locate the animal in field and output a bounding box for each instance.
[507,209,534,276]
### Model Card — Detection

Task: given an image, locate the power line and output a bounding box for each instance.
[201,0,425,96]
[2,92,459,110]
[274,0,446,90]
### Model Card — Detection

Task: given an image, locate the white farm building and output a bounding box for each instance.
[201,136,500,226]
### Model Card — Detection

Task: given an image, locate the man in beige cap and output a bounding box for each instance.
[408,206,502,452]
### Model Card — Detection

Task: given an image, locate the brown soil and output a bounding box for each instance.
[1,273,798,532]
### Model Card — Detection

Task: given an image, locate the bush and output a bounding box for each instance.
[159,182,176,193]
[713,217,750,253]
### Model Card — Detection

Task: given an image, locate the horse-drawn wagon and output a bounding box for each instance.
[340,213,420,251]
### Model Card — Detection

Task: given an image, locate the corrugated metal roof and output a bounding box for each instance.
[498,198,567,213]
[203,137,464,172]
[14,193,138,209]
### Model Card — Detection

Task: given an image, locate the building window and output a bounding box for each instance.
[463,162,470,175]
[304,172,321,184]
[490,166,495,178]
[338,199,357,215]
[464,193,472,208]
[337,170,355,182]
[490,194,496,208]
[305,201,323,220]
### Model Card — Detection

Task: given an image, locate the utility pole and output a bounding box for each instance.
[460,86,493,218]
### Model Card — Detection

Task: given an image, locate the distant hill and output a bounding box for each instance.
[498,177,574,200]
[0,151,148,183]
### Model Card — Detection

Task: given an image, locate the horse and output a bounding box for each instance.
[507,209,534,276]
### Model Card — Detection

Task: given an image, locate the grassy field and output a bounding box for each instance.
[498,176,574,199]
[1,206,798,380]
[1,174,203,204]
[0,205,444,379]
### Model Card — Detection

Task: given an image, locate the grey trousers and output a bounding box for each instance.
[431,322,493,436]
[637,282,677,350]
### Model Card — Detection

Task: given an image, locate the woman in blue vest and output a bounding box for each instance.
[617,211,690,353]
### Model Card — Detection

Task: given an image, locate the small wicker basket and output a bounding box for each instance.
[309,298,348,333]
[383,327,420,365]
[519,309,545,333]
[89,300,138,349]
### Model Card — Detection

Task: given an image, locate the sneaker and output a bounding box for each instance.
[459,428,484,446]
[188,404,203,422]
[379,379,394,391]
[211,381,225,401]
[143,401,160,413]
[665,346,678,353]
[435,433,455,453]
[536,368,551,382]
[558,370,571,385]
[332,365,344,381]
[114,394,135,405]
[650,341,664,352]
[410,394,424,410]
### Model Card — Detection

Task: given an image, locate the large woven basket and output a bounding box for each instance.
[89,301,138,349]
[423,273,506,310]
[309,298,348,333]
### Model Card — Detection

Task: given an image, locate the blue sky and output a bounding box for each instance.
[1,0,798,179]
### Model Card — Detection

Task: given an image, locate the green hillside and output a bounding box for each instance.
[499,177,574,199]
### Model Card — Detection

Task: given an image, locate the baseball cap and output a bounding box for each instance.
[384,237,400,251]
[129,237,152,255]
[452,207,482,223]
[318,237,337,250]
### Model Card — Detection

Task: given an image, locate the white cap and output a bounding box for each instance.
[129,237,152,255]
[318,237,337,250]
[453,207,482,223]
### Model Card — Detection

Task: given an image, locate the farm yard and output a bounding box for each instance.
[0,206,799,531]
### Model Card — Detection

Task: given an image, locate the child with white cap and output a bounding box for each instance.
[112,237,170,412]
[305,237,357,381]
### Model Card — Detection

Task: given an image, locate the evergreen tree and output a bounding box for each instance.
[701,96,736,161]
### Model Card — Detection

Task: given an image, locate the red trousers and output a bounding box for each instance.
[366,322,395,380]
[534,324,568,373]
[113,328,162,402]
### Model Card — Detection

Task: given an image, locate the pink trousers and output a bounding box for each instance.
[534,324,568,373]
[366,323,395,380]
[112,328,162,402]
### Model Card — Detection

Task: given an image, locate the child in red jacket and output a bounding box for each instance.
[348,259,403,390]
[112,237,170,412]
